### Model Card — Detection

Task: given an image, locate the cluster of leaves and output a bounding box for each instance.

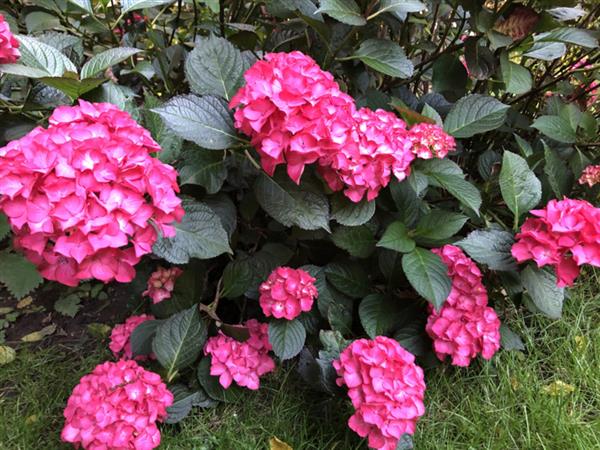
[1,0,599,441]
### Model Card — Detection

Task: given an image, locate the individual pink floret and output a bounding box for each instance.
[204,319,275,390]
[143,266,183,304]
[333,336,426,450]
[426,245,501,367]
[0,14,20,64]
[61,360,173,450]
[512,198,600,287]
[0,101,184,286]
[258,266,318,320]
[109,314,156,360]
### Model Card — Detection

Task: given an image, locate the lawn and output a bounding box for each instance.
[1,271,599,450]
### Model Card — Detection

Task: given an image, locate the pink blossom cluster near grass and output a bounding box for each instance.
[0,14,19,64]
[61,360,173,450]
[204,319,275,390]
[258,266,318,320]
[426,245,501,367]
[109,314,156,360]
[512,198,600,287]
[333,336,426,450]
[0,101,184,286]
[230,51,455,202]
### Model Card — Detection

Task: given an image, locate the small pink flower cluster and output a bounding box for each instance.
[0,14,19,64]
[259,266,318,320]
[109,314,155,360]
[143,266,183,304]
[0,101,184,286]
[204,319,275,390]
[333,336,426,450]
[578,165,600,187]
[512,198,600,287]
[230,51,455,202]
[426,245,501,367]
[569,57,599,108]
[61,360,173,450]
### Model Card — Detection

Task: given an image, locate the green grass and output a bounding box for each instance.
[1,273,599,449]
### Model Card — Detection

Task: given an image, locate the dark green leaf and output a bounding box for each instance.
[330,195,375,226]
[165,385,205,424]
[0,213,9,241]
[499,152,541,220]
[14,35,76,77]
[0,251,43,299]
[414,210,467,243]
[254,173,330,231]
[457,229,517,271]
[500,323,525,351]
[359,294,403,338]
[185,35,248,101]
[38,76,105,100]
[268,319,306,360]
[325,261,370,298]
[130,320,161,358]
[80,47,141,79]
[315,0,366,25]
[221,258,254,299]
[401,248,451,309]
[54,294,82,318]
[544,144,572,197]
[521,266,564,319]
[122,0,175,13]
[444,94,509,138]
[428,173,482,214]
[531,116,576,143]
[331,226,375,258]
[152,95,239,150]
[179,148,227,194]
[350,39,414,78]
[535,28,598,49]
[369,0,425,20]
[377,221,416,253]
[152,198,232,264]
[524,42,566,61]
[152,306,207,379]
[500,52,532,95]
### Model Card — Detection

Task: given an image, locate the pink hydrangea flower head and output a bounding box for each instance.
[318,108,415,202]
[143,266,183,304]
[408,123,456,160]
[204,319,275,390]
[258,266,318,320]
[61,359,173,450]
[0,100,184,286]
[333,336,426,450]
[0,14,19,64]
[109,314,156,360]
[426,245,501,366]
[512,198,600,287]
[578,165,600,187]
[230,51,356,183]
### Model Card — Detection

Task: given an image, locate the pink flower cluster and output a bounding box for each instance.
[0,101,184,286]
[143,266,183,304]
[578,165,600,187]
[230,51,455,202]
[259,266,318,320]
[109,314,155,360]
[333,336,426,450]
[61,360,173,450]
[0,14,19,64]
[204,319,275,390]
[426,245,501,367]
[512,198,600,287]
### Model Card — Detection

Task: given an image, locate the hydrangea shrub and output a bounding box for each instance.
[0,1,599,449]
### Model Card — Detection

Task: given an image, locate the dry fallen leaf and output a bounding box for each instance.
[0,307,14,315]
[17,296,33,309]
[542,380,575,397]
[0,345,16,365]
[269,437,293,450]
[21,324,57,342]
